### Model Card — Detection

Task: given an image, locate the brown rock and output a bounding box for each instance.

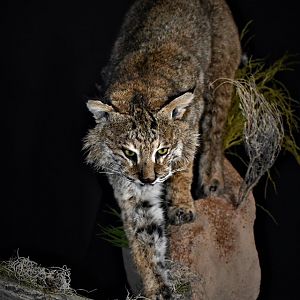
[168,159,261,300]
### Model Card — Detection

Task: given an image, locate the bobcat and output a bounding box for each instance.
[84,0,241,298]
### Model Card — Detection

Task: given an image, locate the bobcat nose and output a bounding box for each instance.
[140,176,156,185]
[139,162,156,184]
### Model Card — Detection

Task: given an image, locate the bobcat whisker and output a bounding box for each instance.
[97,171,117,175]
[126,176,136,183]
[171,167,187,175]
[102,166,123,176]
[157,172,173,183]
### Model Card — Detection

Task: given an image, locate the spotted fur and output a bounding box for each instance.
[84,0,241,298]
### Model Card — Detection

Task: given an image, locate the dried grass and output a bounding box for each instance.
[125,291,150,300]
[167,260,200,299]
[224,54,300,163]
[214,77,284,205]
[0,252,77,296]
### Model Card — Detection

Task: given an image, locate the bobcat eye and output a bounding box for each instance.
[123,149,137,159]
[156,148,169,156]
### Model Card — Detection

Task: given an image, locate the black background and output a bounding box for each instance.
[1,1,299,299]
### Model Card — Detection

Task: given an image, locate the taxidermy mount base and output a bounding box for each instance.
[123,159,261,300]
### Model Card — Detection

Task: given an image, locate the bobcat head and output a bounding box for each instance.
[83,91,198,186]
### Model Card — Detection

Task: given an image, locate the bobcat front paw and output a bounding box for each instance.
[168,204,195,225]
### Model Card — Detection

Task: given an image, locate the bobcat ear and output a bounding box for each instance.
[86,100,115,122]
[159,92,194,120]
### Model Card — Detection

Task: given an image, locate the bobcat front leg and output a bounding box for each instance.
[120,194,172,299]
[167,162,195,225]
